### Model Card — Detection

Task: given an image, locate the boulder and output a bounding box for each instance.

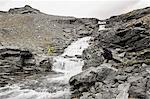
[69,67,116,97]
[39,58,52,72]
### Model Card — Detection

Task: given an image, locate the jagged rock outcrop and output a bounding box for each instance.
[0,47,52,87]
[8,5,41,14]
[70,7,150,99]
[106,7,150,28]
[94,27,150,52]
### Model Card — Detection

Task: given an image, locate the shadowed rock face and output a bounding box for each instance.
[0,47,53,87]
[70,7,150,99]
[95,27,150,52]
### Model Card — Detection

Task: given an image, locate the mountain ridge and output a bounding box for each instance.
[70,6,150,99]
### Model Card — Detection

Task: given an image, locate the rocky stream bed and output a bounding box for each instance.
[0,5,150,99]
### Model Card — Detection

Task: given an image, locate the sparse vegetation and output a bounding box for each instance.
[47,45,55,55]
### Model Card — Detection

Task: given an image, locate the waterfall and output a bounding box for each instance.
[0,37,92,99]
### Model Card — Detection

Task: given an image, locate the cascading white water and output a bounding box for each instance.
[98,21,106,31]
[53,37,92,79]
[0,37,92,99]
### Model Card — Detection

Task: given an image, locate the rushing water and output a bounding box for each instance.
[0,37,92,99]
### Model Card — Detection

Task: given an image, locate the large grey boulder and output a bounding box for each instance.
[69,67,116,98]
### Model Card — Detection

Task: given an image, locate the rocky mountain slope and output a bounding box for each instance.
[0,5,99,87]
[1,5,150,99]
[0,5,99,55]
[69,7,150,99]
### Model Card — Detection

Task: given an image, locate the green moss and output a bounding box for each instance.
[47,46,55,55]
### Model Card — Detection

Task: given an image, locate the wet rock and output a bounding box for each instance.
[39,58,52,72]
